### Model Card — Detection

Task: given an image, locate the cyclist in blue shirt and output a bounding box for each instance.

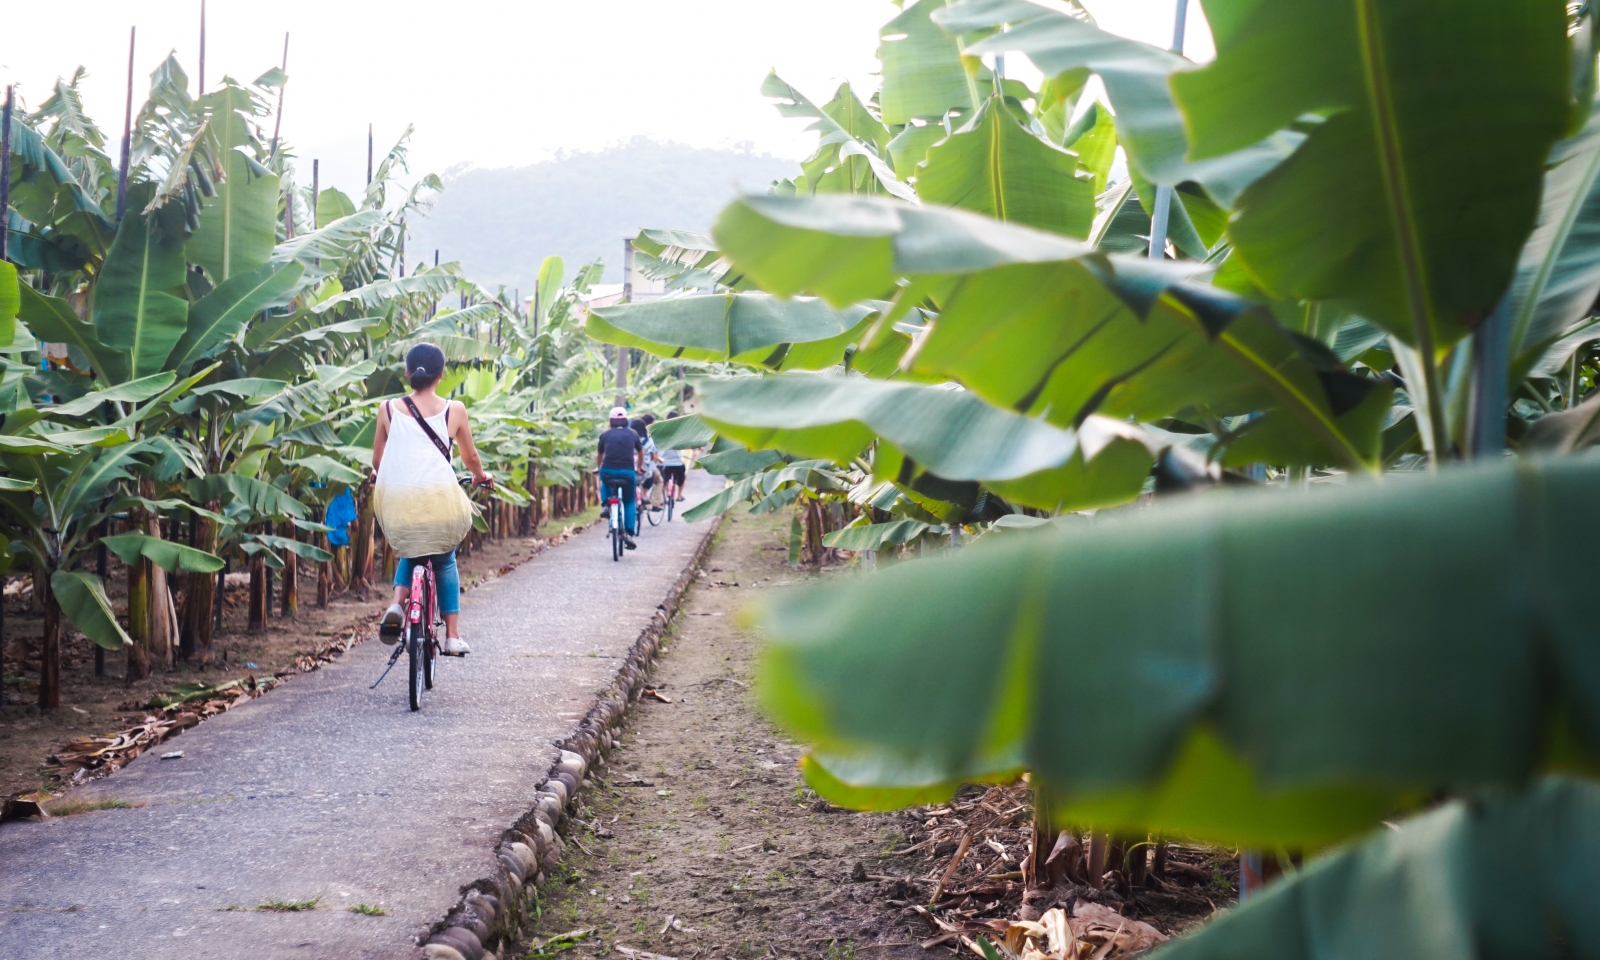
[596,406,644,549]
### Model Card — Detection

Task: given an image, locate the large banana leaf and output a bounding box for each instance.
[186,149,279,283]
[43,372,177,418]
[315,187,357,228]
[166,261,305,371]
[713,195,1393,471]
[587,294,875,367]
[764,74,913,202]
[1160,777,1600,960]
[916,96,1094,239]
[878,0,976,125]
[0,263,18,348]
[101,533,225,573]
[20,284,127,383]
[311,273,456,314]
[187,473,310,520]
[50,571,131,651]
[697,374,1158,512]
[935,0,1298,205]
[1172,0,1570,350]
[271,209,386,266]
[1506,92,1600,369]
[92,194,190,381]
[757,454,1600,845]
[650,413,716,450]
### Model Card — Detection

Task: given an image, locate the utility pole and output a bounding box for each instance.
[1146,0,1188,261]
[198,0,206,94]
[310,159,319,226]
[366,124,373,186]
[268,33,289,163]
[617,238,633,407]
[116,26,136,224]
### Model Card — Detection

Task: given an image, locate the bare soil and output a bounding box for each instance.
[0,513,597,801]
[523,510,1238,960]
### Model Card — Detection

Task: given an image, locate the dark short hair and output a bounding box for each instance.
[641,414,656,425]
[405,342,446,390]
[629,418,648,438]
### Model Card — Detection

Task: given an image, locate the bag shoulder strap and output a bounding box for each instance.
[401,396,453,463]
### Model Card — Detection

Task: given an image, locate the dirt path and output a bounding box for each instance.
[522,510,1238,960]
[521,509,929,960]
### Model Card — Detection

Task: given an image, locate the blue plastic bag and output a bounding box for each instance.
[325,489,358,547]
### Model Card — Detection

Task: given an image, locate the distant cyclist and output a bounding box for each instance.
[658,411,687,503]
[632,417,663,513]
[597,406,643,549]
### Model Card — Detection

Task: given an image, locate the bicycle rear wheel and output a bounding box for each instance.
[611,517,622,561]
[666,491,675,522]
[407,624,423,711]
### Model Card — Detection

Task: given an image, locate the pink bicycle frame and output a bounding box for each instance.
[408,561,436,629]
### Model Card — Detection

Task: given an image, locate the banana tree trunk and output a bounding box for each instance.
[182,502,220,662]
[125,541,151,682]
[138,480,176,669]
[349,484,375,596]
[248,542,267,633]
[280,522,298,618]
[317,531,331,609]
[37,570,61,710]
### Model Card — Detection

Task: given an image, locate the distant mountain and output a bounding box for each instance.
[407,138,797,292]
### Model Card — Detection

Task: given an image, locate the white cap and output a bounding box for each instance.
[609,406,627,420]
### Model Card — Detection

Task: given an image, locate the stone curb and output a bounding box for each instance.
[419,514,726,960]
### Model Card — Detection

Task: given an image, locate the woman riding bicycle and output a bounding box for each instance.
[597,406,644,549]
[373,343,493,655]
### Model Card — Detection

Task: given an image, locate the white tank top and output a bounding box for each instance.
[373,399,474,558]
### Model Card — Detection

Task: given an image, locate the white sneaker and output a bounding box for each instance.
[380,604,404,643]
[441,636,471,656]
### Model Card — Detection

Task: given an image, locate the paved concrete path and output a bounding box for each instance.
[0,474,719,960]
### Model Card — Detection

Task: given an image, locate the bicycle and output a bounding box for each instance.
[643,468,663,527]
[373,476,491,710]
[605,476,627,561]
[662,472,682,523]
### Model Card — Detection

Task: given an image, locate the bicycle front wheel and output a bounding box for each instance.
[407,626,423,711]
[423,630,437,690]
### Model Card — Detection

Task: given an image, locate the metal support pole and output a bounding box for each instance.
[116,27,136,224]
[1146,0,1188,261]
[198,0,206,94]
[366,124,373,186]
[310,159,319,226]
[617,238,633,407]
[268,33,289,163]
[1,85,13,265]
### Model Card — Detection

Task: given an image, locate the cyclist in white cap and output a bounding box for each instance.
[596,406,643,549]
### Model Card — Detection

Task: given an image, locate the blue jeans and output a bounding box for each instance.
[394,550,460,615]
[599,468,636,534]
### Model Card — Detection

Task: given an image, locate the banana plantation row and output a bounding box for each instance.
[0,58,690,710]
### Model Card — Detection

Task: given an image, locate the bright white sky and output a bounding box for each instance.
[0,0,1210,196]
